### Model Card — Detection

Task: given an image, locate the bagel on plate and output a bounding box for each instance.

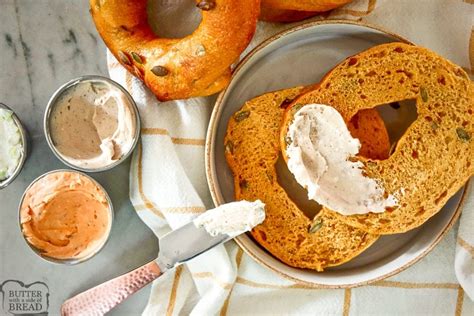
[281,42,473,235]
[224,86,392,270]
[90,0,259,101]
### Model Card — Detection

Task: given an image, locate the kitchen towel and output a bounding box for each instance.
[106,0,474,315]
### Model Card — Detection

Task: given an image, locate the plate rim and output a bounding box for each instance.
[205,19,468,288]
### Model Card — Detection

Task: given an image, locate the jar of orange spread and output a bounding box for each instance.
[19,170,112,262]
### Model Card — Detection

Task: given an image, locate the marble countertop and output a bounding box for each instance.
[0,1,159,314]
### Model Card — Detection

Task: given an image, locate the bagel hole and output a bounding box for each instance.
[147,0,202,38]
[352,98,418,160]
[376,99,418,158]
[275,154,322,221]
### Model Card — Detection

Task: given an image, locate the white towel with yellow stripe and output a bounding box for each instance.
[107,0,473,314]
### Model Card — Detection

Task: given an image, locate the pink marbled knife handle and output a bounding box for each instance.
[61,261,162,316]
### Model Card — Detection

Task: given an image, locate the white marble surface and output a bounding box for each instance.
[0,1,159,315]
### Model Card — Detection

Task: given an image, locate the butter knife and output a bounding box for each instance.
[61,221,230,316]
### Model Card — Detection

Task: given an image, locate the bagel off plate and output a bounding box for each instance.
[205,20,471,287]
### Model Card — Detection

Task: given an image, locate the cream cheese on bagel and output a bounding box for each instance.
[286,104,397,215]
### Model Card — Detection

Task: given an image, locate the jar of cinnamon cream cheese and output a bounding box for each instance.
[44,76,140,172]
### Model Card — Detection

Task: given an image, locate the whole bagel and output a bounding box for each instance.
[261,0,352,12]
[90,0,259,101]
[224,87,392,270]
[281,43,474,234]
[259,6,320,23]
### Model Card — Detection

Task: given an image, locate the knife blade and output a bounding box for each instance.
[155,221,229,271]
[60,221,233,316]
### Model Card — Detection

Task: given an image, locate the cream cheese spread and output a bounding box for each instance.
[286,104,397,215]
[0,108,23,181]
[20,171,112,260]
[49,81,136,169]
[194,200,266,238]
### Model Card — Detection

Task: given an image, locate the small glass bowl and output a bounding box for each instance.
[0,103,28,189]
[18,169,114,265]
[44,75,141,173]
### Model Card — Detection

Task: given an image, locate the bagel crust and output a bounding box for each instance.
[90,0,259,101]
[224,87,391,271]
[282,43,474,235]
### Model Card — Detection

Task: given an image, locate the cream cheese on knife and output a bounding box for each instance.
[194,200,266,238]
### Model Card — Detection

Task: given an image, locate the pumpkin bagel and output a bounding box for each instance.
[281,43,474,235]
[224,87,392,270]
[259,0,353,23]
[259,6,320,23]
[90,0,259,101]
[262,0,352,11]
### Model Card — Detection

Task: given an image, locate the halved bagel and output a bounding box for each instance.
[281,43,474,235]
[224,87,392,270]
[90,0,259,101]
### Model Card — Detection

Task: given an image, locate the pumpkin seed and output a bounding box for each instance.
[151,65,169,77]
[234,110,250,122]
[118,51,131,65]
[196,0,216,10]
[195,45,206,57]
[133,65,144,79]
[309,218,323,233]
[389,141,397,155]
[265,170,274,183]
[225,141,234,154]
[293,103,303,112]
[431,122,439,130]
[420,87,428,102]
[131,52,143,64]
[280,97,293,109]
[366,160,376,167]
[456,128,471,142]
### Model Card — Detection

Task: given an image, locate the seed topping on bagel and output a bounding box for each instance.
[90,0,259,100]
[197,0,216,11]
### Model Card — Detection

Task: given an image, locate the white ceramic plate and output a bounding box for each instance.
[205,20,467,287]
